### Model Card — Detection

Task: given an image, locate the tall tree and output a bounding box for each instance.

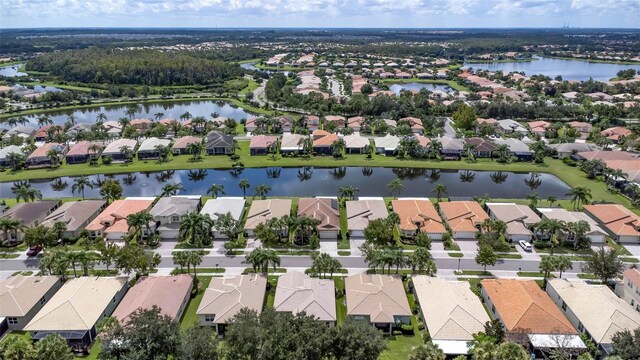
[253,184,271,200]
[207,184,225,199]
[238,179,250,198]
[387,178,404,199]
[99,179,123,203]
[566,186,592,210]
[475,244,497,273]
[180,326,219,360]
[432,183,447,202]
[71,176,93,199]
[34,334,73,360]
[582,247,625,284]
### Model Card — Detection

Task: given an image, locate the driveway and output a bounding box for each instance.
[320,241,338,255]
[624,244,640,257]
[456,239,478,253]
[350,238,365,256]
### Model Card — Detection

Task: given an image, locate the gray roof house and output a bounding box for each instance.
[497,119,528,134]
[547,143,598,159]
[486,203,541,242]
[374,134,399,155]
[149,196,202,239]
[137,137,172,160]
[200,197,246,239]
[493,138,533,161]
[0,145,27,167]
[206,131,235,155]
[438,136,464,159]
[1,200,61,243]
[40,200,107,239]
[1,126,36,141]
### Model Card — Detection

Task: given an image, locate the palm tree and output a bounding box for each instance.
[331,138,346,157]
[536,218,566,254]
[46,149,60,166]
[72,176,93,199]
[253,184,271,200]
[387,178,404,199]
[0,217,23,244]
[495,144,511,163]
[179,213,214,247]
[154,112,165,121]
[566,186,592,210]
[556,256,573,279]
[207,184,225,199]
[6,152,25,171]
[118,117,131,129]
[473,194,491,208]
[546,196,557,207]
[527,193,540,208]
[12,181,42,203]
[337,186,359,201]
[238,179,250,198]
[37,115,53,127]
[96,113,107,123]
[539,256,557,287]
[409,247,436,275]
[245,247,280,274]
[67,115,77,125]
[126,211,154,244]
[186,141,204,161]
[88,143,103,160]
[119,145,134,163]
[161,183,184,197]
[432,183,448,202]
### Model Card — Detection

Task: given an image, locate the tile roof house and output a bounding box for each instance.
[130,118,153,131]
[249,135,278,155]
[438,201,489,239]
[464,137,496,158]
[0,275,62,331]
[374,134,400,155]
[486,203,541,242]
[25,276,129,351]
[537,208,607,244]
[280,133,308,154]
[197,274,267,335]
[112,275,193,325]
[1,125,35,141]
[343,134,370,154]
[481,279,583,351]
[548,279,640,355]
[297,198,341,240]
[200,197,246,239]
[413,277,490,355]
[324,115,346,128]
[101,139,138,162]
[583,204,640,243]
[567,121,592,139]
[528,120,551,136]
[347,116,365,132]
[312,130,339,155]
[26,142,67,168]
[497,119,528,135]
[0,145,27,167]
[438,136,465,159]
[205,131,235,155]
[149,196,202,239]
[345,199,389,237]
[274,271,336,325]
[616,269,640,313]
[399,117,424,134]
[275,116,294,132]
[345,273,411,332]
[65,141,99,164]
[573,150,637,162]
[171,136,202,155]
[85,198,154,241]
[305,115,320,131]
[392,199,446,239]
[601,127,632,143]
[492,138,533,161]
[244,199,292,236]
[137,137,172,160]
[547,143,597,159]
[1,200,61,243]
[41,200,107,239]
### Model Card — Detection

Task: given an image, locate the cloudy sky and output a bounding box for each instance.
[2,0,639,29]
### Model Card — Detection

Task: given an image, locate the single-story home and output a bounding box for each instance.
[486,202,541,242]
[200,197,246,239]
[25,277,129,352]
[537,208,608,245]
[172,136,202,155]
[0,275,62,331]
[374,134,400,156]
[249,135,278,155]
[343,134,370,154]
[85,198,154,240]
[149,196,202,239]
[601,126,631,143]
[583,204,640,244]
[41,200,107,239]
[197,274,267,335]
[347,116,365,132]
[547,279,640,356]
[0,145,27,167]
[66,123,93,139]
[439,201,489,239]
[26,142,67,168]
[312,130,338,155]
[547,143,598,159]
[305,115,320,131]
[497,119,528,135]
[345,198,388,237]
[439,136,464,159]
[324,115,346,128]
[297,198,341,240]
[137,137,172,160]
[280,133,308,154]
[345,273,411,332]
[0,200,61,243]
[492,138,533,161]
[65,141,98,164]
[1,125,35,141]
[101,139,138,162]
[130,118,153,131]
[244,199,292,237]
[275,116,294,132]
[413,277,490,355]
[392,198,446,240]
[112,275,193,325]
[616,269,640,312]
[274,271,336,326]
[464,137,496,158]
[206,131,235,155]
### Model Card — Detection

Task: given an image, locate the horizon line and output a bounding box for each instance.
[2,26,640,31]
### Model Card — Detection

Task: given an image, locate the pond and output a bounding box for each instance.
[0,64,27,77]
[389,83,452,95]
[463,56,639,82]
[240,62,258,71]
[1,167,571,199]
[13,100,253,127]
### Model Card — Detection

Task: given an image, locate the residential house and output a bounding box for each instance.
[244,116,258,133]
[0,145,26,167]
[24,277,129,352]
[374,134,400,155]
[244,199,292,237]
[616,269,640,313]
[0,275,62,331]
[1,201,60,243]
[493,138,533,161]
[65,141,99,164]
[249,135,277,155]
[137,137,171,160]
[347,116,365,132]
[305,115,320,131]
[102,121,123,138]
[85,198,154,240]
[547,143,597,159]
[34,125,61,142]
[149,196,202,239]
[547,279,640,355]
[528,120,551,137]
[392,199,446,240]
[413,277,490,355]
[312,130,338,155]
[486,203,541,242]
[497,119,528,135]
[1,125,35,141]
[172,136,202,155]
[573,150,637,162]
[130,118,153,132]
[26,142,67,167]
[206,131,235,155]
[586,92,614,101]
[197,274,267,335]
[112,275,193,325]
[481,279,584,354]
[343,134,370,154]
[537,208,607,244]
[280,133,308,154]
[101,139,138,162]
[345,198,388,237]
[439,136,464,159]
[476,118,498,134]
[66,123,93,139]
[567,121,592,139]
[399,117,424,134]
[324,115,346,128]
[297,198,341,240]
[200,197,246,239]
[438,201,489,239]
[276,116,294,132]
[464,137,496,158]
[583,204,640,244]
[274,271,336,326]
[41,200,107,239]
[601,127,632,143]
[345,274,411,332]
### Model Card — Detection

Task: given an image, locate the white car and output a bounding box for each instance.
[519,240,533,252]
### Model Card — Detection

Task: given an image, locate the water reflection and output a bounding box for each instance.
[524,173,542,190]
[187,169,208,182]
[490,171,508,184]
[460,170,475,183]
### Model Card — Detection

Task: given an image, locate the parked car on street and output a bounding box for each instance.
[26,245,42,257]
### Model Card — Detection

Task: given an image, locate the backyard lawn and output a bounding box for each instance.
[379,290,422,360]
[179,276,212,330]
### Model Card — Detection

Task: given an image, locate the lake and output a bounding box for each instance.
[463,56,639,82]
[389,83,452,95]
[12,100,253,126]
[0,64,27,77]
[1,167,571,199]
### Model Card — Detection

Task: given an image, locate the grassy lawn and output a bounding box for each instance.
[0,253,20,259]
[239,79,260,95]
[577,273,600,280]
[381,78,470,92]
[455,270,493,276]
[243,267,287,274]
[517,271,555,278]
[379,289,422,360]
[334,277,347,325]
[621,257,640,263]
[179,276,212,330]
[607,238,632,255]
[496,253,523,259]
[172,268,225,274]
[337,250,351,256]
[264,276,279,309]
[448,252,464,257]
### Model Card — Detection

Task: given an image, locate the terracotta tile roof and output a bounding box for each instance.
[601,127,632,141]
[439,201,489,233]
[527,121,551,130]
[28,142,65,159]
[465,137,496,152]
[414,135,431,147]
[392,199,445,234]
[172,136,201,150]
[481,279,577,335]
[624,268,640,288]
[85,199,153,234]
[345,274,410,323]
[575,150,637,161]
[583,204,640,237]
[297,198,340,231]
[130,118,152,126]
[313,132,339,147]
[249,135,277,149]
[66,141,93,157]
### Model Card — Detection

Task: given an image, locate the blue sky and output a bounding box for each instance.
[2,0,639,29]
